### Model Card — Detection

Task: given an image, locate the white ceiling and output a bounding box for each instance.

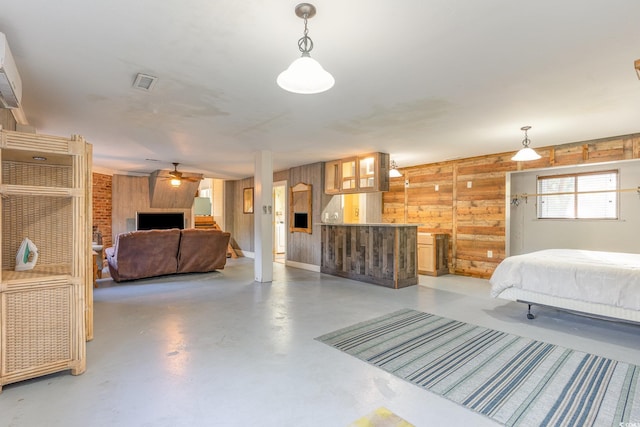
[1,1,639,179]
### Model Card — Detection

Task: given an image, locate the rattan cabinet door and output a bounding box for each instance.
[1,285,73,378]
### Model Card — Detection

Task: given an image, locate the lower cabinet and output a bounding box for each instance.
[321,224,418,289]
[1,281,85,387]
[417,233,449,276]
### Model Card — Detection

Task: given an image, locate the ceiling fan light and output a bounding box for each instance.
[170,178,181,187]
[277,55,334,94]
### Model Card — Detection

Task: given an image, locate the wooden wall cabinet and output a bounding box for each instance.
[324,152,390,194]
[417,233,449,276]
[0,130,92,393]
[324,160,340,194]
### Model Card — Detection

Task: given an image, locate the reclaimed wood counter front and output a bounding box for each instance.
[320,224,418,289]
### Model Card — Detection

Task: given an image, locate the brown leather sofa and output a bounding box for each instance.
[105,228,231,282]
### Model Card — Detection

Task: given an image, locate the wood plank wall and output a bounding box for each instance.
[226,177,255,254]
[111,175,192,243]
[382,133,640,279]
[287,162,330,266]
[226,164,330,266]
[225,170,289,255]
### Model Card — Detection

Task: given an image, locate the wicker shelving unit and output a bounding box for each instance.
[0,129,92,393]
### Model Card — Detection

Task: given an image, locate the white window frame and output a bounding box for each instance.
[536,170,618,220]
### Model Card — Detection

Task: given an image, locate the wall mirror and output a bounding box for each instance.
[290,182,312,234]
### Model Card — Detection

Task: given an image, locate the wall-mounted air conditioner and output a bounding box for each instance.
[0,32,23,109]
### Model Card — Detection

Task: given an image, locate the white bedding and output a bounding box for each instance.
[489,249,640,311]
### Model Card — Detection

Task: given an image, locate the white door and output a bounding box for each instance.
[273,182,287,258]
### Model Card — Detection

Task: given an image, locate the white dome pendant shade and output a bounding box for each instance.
[277,3,334,95]
[277,54,335,94]
[511,125,541,161]
[389,160,403,177]
[511,147,541,161]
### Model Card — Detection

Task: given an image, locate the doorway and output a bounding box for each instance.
[273,181,287,264]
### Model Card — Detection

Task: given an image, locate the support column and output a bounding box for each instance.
[254,150,274,282]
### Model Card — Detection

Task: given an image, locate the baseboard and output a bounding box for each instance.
[235,253,320,273]
[285,260,321,272]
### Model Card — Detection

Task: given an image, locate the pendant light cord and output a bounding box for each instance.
[521,126,531,148]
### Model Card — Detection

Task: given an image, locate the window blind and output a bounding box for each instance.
[537,170,617,219]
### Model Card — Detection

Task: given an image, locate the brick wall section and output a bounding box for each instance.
[92,173,113,250]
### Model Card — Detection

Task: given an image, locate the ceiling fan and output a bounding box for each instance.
[162,162,203,187]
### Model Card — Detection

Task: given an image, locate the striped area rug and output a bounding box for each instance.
[316,309,640,427]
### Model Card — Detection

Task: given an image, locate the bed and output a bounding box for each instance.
[489,249,640,323]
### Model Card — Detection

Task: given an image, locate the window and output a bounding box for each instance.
[537,170,618,219]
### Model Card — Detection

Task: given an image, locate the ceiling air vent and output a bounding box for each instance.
[133,73,158,91]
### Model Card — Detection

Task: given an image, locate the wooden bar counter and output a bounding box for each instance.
[320,223,418,289]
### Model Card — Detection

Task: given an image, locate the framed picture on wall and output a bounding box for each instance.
[243,187,254,214]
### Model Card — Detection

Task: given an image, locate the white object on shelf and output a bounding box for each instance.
[14,237,38,271]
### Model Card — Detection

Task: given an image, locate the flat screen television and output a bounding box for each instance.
[136,212,185,230]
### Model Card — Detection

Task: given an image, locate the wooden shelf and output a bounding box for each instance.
[0,129,91,393]
[2,265,72,284]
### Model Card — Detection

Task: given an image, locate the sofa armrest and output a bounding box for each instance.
[105,246,120,282]
[105,246,115,258]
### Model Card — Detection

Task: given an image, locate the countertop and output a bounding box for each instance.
[319,223,421,227]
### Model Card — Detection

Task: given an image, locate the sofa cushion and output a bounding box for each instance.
[107,228,181,281]
[177,229,231,274]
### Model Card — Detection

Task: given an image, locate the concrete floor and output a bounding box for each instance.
[1,258,639,426]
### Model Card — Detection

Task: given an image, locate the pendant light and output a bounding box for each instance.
[511,126,541,161]
[277,3,334,94]
[389,160,403,178]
